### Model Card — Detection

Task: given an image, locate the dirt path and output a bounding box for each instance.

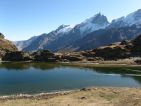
[0,87,141,106]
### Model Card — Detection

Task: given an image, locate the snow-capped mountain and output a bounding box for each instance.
[124,9,141,26]
[16,13,109,52]
[109,9,141,28]
[77,13,109,36]
[14,25,73,51]
[14,9,141,52]
[56,25,73,34]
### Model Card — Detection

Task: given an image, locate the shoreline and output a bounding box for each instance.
[0,89,76,100]
[0,61,141,105]
[0,86,140,100]
[1,58,141,66]
[1,87,141,106]
[63,61,141,68]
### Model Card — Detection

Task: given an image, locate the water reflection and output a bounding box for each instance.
[0,62,141,82]
[0,62,141,95]
[0,62,60,70]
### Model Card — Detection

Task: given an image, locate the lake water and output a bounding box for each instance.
[0,62,141,96]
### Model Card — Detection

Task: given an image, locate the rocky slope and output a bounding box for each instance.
[71,24,141,51]
[54,34,141,62]
[81,34,141,60]
[0,33,17,59]
[2,34,141,62]
[14,9,141,52]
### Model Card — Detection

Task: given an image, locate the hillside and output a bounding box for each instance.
[0,38,17,51]
[71,25,141,51]
[2,34,141,62]
[0,33,17,59]
[81,34,141,60]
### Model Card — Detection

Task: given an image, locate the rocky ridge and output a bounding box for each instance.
[1,34,141,63]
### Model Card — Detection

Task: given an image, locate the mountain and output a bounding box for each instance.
[89,34,141,60]
[22,25,73,51]
[70,24,141,51]
[13,36,38,50]
[75,13,109,37]
[109,9,141,28]
[15,13,109,52]
[61,34,141,61]
[14,9,141,52]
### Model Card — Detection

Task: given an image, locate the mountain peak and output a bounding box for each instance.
[78,13,109,36]
[94,12,102,17]
[124,9,141,25]
[109,9,141,28]
[136,9,141,13]
[57,25,70,30]
[86,13,109,25]
[132,9,141,20]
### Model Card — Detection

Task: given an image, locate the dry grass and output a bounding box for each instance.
[0,38,17,51]
[0,87,141,106]
[62,57,141,68]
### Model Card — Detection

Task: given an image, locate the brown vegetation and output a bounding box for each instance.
[0,87,141,106]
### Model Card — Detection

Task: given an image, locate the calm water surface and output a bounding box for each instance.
[0,62,141,95]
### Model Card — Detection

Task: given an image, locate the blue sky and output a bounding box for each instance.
[0,0,141,41]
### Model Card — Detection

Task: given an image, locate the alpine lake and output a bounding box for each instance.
[0,62,141,96]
